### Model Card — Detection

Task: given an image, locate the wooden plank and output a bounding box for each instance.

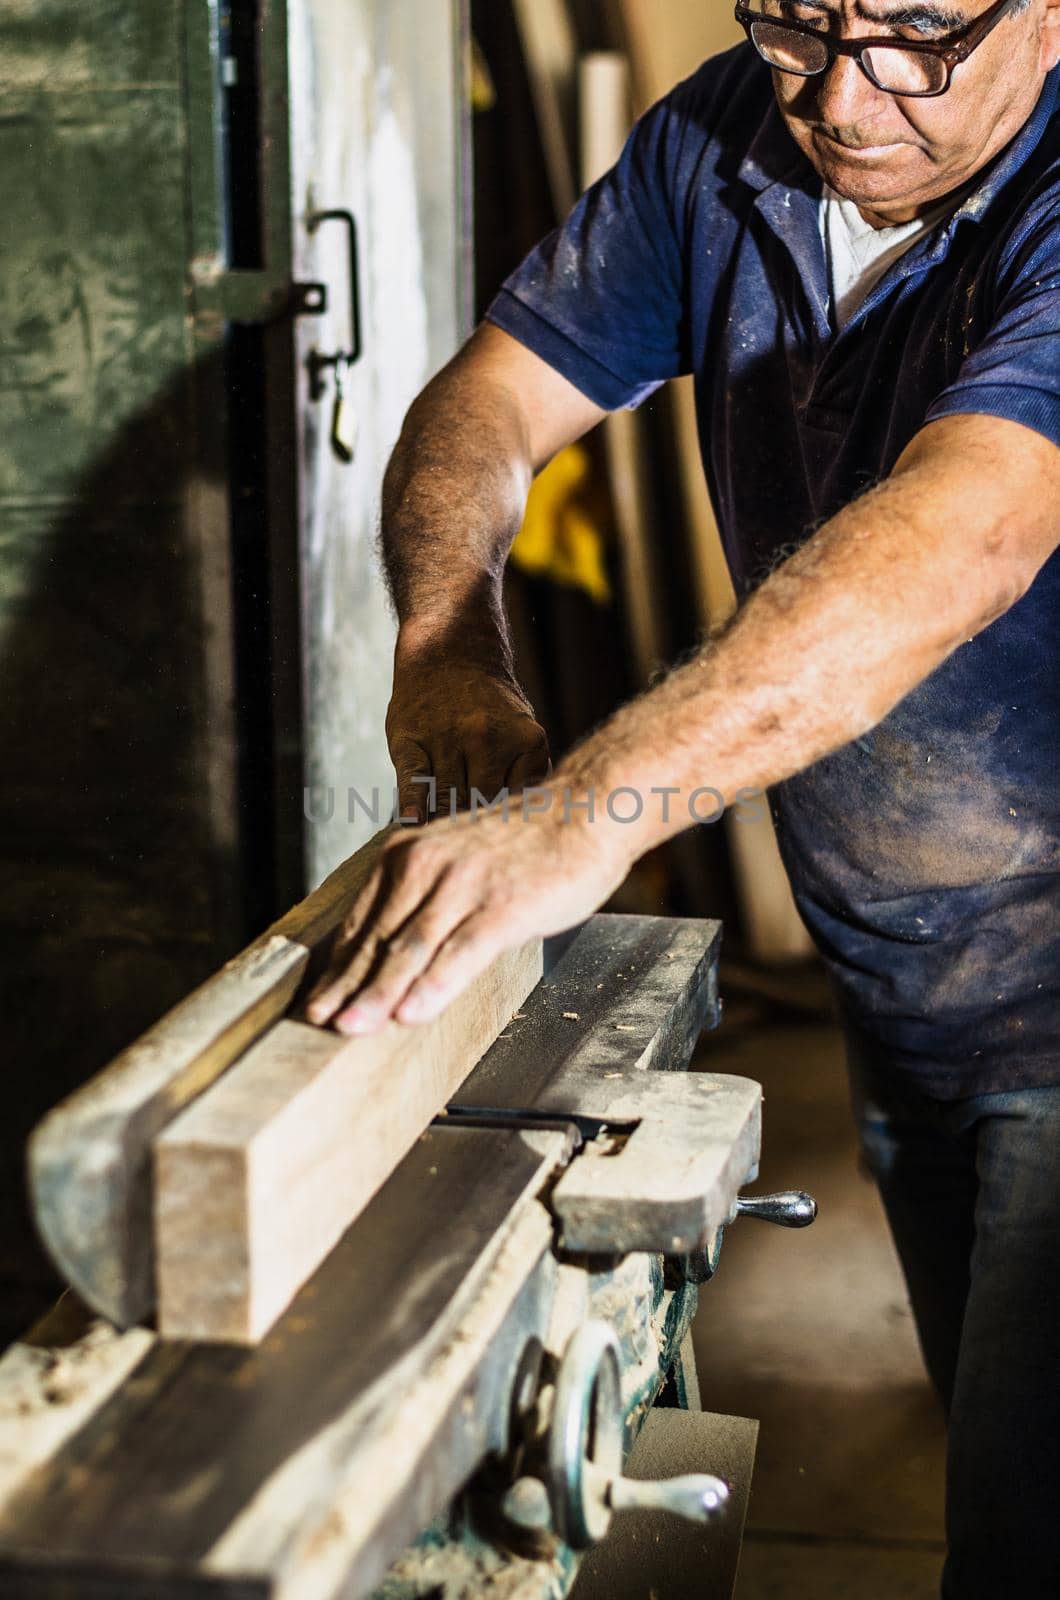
[613,0,743,633]
[0,1126,560,1600]
[154,940,544,1342]
[725,812,815,964]
[580,51,670,688]
[511,0,579,218]
[28,829,390,1330]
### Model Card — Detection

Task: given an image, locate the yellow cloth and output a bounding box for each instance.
[510,444,613,606]
[469,38,496,114]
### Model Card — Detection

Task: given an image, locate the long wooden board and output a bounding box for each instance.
[154,941,543,1342]
[511,0,579,218]
[28,830,391,1329]
[580,50,670,689]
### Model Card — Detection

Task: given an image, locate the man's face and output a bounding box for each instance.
[769,0,1060,223]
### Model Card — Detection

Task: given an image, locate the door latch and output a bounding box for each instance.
[305,208,364,462]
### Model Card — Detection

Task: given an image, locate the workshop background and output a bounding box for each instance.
[0,2,945,1595]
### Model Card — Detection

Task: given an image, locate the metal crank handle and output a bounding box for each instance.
[588,1461,730,1523]
[542,1323,732,1550]
[733,1190,818,1227]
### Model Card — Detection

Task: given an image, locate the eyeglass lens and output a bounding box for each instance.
[749,17,949,93]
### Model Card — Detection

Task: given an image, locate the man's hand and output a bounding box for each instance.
[304,803,631,1035]
[387,644,551,822]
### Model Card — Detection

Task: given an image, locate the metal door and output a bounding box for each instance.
[287,0,471,886]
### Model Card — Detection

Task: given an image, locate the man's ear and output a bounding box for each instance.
[1040,0,1060,72]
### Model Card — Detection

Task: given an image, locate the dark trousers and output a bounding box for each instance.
[846,1039,1060,1600]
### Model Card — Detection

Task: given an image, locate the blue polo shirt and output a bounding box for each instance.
[488,48,1060,1097]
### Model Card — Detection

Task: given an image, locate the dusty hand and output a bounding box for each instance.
[304,803,631,1035]
[387,647,550,823]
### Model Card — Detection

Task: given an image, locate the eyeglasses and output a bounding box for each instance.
[735,0,1024,98]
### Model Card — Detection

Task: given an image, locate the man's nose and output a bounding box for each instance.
[814,51,885,127]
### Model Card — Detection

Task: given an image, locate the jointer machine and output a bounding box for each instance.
[0,836,816,1599]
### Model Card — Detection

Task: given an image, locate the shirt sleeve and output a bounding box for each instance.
[486,95,692,412]
[925,203,1060,446]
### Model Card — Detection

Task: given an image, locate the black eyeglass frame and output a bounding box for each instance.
[734,0,1025,98]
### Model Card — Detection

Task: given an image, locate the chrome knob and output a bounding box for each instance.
[734,1189,817,1227]
[671,1186,818,1286]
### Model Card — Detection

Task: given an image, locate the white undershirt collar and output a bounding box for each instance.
[820,185,957,330]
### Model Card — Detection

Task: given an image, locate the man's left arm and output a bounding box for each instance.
[306,413,1060,1035]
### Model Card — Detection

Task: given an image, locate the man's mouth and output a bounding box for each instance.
[814,129,904,158]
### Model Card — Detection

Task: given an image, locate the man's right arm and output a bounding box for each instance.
[381,322,608,820]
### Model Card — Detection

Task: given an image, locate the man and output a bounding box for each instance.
[308,2,1060,1591]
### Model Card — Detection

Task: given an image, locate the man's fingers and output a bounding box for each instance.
[394,911,506,1026]
[392,741,432,824]
[304,851,421,1024]
[332,886,466,1035]
[303,864,386,1020]
[305,929,386,1026]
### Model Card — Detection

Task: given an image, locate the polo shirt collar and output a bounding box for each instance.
[738,95,814,197]
[739,100,829,333]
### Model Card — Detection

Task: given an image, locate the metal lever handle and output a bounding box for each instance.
[734,1190,818,1228]
[306,208,363,405]
[504,1462,729,1542]
[671,1186,818,1286]
[605,1465,729,1523]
